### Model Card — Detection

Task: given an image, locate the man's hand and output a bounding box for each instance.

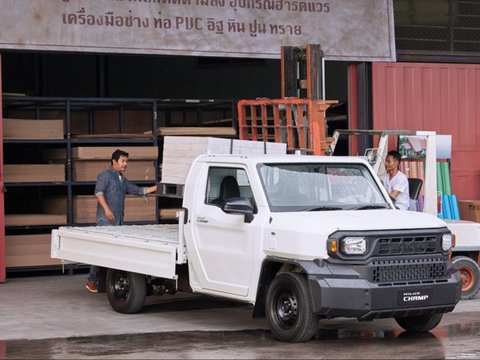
[105,208,115,222]
[97,194,115,222]
[146,185,157,194]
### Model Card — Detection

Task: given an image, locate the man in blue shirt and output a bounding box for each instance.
[86,149,157,293]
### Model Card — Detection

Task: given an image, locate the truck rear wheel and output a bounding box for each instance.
[452,256,480,300]
[265,272,319,342]
[106,269,147,314]
[395,313,443,332]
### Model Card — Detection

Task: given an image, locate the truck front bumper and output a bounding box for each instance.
[308,268,462,320]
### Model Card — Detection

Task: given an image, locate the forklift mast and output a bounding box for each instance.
[237,44,336,155]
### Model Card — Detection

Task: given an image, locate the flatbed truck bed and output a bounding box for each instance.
[52,222,185,280]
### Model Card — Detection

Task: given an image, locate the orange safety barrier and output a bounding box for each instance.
[237,98,337,155]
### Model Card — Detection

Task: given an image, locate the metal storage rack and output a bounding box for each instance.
[1,95,235,273]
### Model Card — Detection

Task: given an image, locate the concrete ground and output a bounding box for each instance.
[0,274,479,341]
[0,274,269,341]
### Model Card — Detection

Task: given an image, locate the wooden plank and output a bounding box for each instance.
[73,160,156,181]
[3,118,64,139]
[72,133,152,139]
[4,164,65,183]
[156,127,236,137]
[160,208,182,219]
[5,214,67,226]
[43,146,158,161]
[6,234,62,267]
[73,195,156,223]
[74,146,158,160]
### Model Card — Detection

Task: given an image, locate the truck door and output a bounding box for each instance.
[191,166,257,296]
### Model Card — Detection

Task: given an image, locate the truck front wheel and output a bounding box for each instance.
[452,256,480,300]
[266,272,319,342]
[395,313,443,332]
[106,269,147,314]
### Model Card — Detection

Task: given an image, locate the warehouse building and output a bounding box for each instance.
[0,0,479,280]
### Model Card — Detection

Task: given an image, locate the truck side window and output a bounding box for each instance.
[205,167,255,210]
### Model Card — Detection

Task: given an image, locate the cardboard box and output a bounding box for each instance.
[73,160,156,181]
[4,164,65,183]
[6,234,62,268]
[3,118,64,139]
[458,200,480,222]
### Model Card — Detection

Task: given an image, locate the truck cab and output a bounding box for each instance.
[182,154,461,342]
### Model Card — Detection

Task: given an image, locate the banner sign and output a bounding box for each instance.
[0,0,396,61]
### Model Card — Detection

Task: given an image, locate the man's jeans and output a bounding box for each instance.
[88,265,99,282]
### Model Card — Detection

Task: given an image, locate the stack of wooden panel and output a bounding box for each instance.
[3,118,64,140]
[4,164,65,183]
[161,136,286,185]
[72,195,157,223]
[43,146,158,181]
[6,234,62,268]
[4,118,66,183]
[157,127,236,137]
[5,214,67,227]
[43,195,157,224]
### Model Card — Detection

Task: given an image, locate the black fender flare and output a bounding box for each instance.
[252,257,316,318]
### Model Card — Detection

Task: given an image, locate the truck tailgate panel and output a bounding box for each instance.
[51,225,181,279]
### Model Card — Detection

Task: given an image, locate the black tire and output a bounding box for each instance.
[395,313,443,332]
[452,256,480,300]
[106,269,147,314]
[265,272,319,342]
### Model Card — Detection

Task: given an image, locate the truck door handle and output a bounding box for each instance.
[197,217,209,223]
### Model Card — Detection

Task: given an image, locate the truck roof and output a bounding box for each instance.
[195,154,371,166]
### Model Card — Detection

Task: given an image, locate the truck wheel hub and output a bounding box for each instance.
[113,274,129,298]
[276,291,298,325]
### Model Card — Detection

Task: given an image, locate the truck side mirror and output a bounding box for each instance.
[223,197,254,223]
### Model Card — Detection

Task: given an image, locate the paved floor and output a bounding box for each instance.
[0,274,268,341]
[0,274,479,341]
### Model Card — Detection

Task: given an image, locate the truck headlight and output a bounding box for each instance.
[341,237,367,255]
[442,233,454,251]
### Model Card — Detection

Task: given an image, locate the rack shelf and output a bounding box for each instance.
[2,95,235,272]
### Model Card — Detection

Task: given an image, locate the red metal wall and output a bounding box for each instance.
[372,62,480,201]
[0,55,5,282]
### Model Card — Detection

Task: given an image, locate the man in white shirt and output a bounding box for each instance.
[382,150,410,210]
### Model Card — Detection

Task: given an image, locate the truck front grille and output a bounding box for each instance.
[373,236,439,256]
[372,258,447,283]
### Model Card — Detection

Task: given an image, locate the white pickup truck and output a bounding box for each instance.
[51,154,461,342]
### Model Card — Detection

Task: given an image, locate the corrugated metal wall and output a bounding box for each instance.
[372,62,480,200]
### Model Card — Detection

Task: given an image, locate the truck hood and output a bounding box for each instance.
[265,209,447,261]
[270,209,446,233]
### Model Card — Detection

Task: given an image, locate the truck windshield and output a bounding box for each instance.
[257,162,390,212]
